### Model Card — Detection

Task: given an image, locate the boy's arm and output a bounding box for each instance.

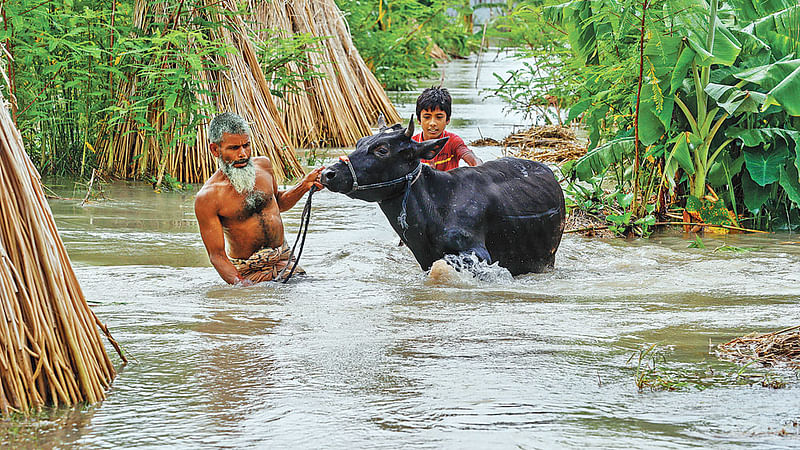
[461,150,483,166]
[452,135,482,166]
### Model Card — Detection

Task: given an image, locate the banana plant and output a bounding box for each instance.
[663,0,742,199]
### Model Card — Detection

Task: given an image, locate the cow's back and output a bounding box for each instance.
[449,157,566,274]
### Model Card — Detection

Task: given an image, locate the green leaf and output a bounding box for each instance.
[762,65,800,116]
[727,127,800,148]
[704,83,766,115]
[688,236,706,248]
[742,170,771,213]
[616,192,634,209]
[165,93,177,110]
[567,98,591,123]
[779,162,800,206]
[708,153,744,186]
[743,145,789,186]
[734,56,800,90]
[670,46,696,95]
[671,0,741,66]
[741,4,800,59]
[665,132,699,181]
[569,137,635,181]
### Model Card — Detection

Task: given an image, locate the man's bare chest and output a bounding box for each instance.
[219,187,276,223]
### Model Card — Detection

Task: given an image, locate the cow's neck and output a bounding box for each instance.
[378,165,446,258]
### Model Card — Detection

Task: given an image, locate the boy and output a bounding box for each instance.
[413,87,482,170]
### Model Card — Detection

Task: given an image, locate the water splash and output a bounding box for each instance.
[426,253,513,285]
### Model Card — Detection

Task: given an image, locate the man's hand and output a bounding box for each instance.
[303,166,325,191]
[235,277,255,287]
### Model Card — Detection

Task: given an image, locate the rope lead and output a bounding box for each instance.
[281,185,316,283]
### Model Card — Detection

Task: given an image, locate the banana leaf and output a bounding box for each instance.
[733,56,800,90]
[727,0,797,22]
[665,131,701,180]
[762,65,800,116]
[670,46,696,95]
[670,0,741,66]
[570,137,635,181]
[740,4,800,59]
[704,83,766,115]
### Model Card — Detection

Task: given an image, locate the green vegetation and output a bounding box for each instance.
[335,0,483,90]
[485,0,800,232]
[630,343,787,391]
[1,1,326,179]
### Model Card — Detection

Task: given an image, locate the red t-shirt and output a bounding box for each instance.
[412,130,470,171]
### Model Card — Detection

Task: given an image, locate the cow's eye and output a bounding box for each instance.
[373,146,390,157]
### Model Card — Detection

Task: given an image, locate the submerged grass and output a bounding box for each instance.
[628,344,790,392]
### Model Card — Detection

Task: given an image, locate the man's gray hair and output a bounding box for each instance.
[208,112,251,145]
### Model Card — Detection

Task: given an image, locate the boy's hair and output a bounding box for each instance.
[208,112,251,145]
[415,87,452,121]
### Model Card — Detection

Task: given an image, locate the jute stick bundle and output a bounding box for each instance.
[98,0,400,185]
[0,94,123,416]
[251,0,401,148]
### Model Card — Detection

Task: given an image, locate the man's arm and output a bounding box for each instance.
[273,164,326,212]
[195,191,246,285]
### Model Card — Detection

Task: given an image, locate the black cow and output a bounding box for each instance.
[321,117,566,275]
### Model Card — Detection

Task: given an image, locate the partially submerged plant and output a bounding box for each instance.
[628,343,788,392]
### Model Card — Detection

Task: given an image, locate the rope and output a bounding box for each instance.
[281,185,317,283]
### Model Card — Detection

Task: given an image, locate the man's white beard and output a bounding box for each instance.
[218,157,256,194]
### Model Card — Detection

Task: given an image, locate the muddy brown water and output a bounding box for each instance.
[3,52,799,448]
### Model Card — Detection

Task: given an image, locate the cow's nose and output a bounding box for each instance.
[321,168,336,184]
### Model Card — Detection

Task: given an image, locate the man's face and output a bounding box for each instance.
[211,133,256,194]
[211,132,251,167]
[419,107,449,141]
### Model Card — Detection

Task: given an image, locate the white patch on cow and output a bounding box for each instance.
[427,259,460,284]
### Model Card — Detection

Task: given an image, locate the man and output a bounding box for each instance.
[195,112,324,285]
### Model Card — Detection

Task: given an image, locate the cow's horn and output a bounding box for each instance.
[405,115,415,138]
[376,113,387,131]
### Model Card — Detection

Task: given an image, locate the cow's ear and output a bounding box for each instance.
[414,136,449,160]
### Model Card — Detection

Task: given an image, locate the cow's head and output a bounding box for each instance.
[321,115,449,202]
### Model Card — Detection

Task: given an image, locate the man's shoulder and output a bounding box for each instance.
[252,155,272,166]
[196,172,224,200]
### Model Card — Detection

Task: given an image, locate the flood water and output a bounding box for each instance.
[4,53,800,448]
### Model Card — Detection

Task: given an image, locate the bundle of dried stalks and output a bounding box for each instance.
[98,0,301,185]
[0,95,123,416]
[99,0,399,185]
[717,325,800,369]
[251,0,400,148]
[504,125,587,163]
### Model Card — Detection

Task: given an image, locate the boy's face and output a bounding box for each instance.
[419,107,450,140]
